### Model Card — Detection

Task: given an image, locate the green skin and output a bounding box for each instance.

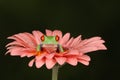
[37,36,64,52]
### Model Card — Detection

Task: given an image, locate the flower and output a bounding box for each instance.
[6,29,107,69]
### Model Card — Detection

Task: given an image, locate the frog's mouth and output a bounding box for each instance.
[40,44,59,53]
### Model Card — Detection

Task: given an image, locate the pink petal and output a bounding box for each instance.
[20,53,26,57]
[35,53,46,60]
[65,50,79,56]
[64,37,74,47]
[86,37,101,42]
[8,47,35,57]
[28,59,35,67]
[26,53,34,57]
[10,33,31,48]
[35,58,45,68]
[45,53,55,59]
[52,30,62,39]
[97,44,107,50]
[46,29,53,36]
[6,46,18,50]
[6,41,25,47]
[54,52,65,57]
[78,55,91,61]
[32,30,43,44]
[55,57,66,65]
[66,57,77,66]
[59,33,70,45]
[78,59,89,66]
[5,50,10,55]
[45,59,56,69]
[79,47,99,53]
[78,37,101,47]
[78,37,107,53]
[84,40,105,46]
[9,47,24,56]
[7,35,19,41]
[20,48,36,57]
[15,33,37,48]
[25,33,37,45]
[8,36,28,48]
[79,45,106,53]
[70,35,81,48]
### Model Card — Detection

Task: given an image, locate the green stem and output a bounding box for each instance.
[52,65,59,80]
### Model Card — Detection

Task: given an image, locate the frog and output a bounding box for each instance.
[37,35,64,53]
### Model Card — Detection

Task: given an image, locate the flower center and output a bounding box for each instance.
[36,51,41,56]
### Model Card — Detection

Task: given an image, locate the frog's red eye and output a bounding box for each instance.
[41,35,45,41]
[55,35,59,41]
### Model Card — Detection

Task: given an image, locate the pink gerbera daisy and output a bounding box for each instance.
[6,29,107,69]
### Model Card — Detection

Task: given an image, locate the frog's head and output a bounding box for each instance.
[38,35,60,52]
[41,35,59,45]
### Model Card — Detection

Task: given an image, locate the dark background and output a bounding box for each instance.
[0,0,119,80]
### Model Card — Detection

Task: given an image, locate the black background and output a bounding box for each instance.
[0,0,120,80]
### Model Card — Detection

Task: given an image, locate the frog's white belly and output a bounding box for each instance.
[42,44,58,53]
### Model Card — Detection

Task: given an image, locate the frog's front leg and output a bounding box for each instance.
[37,44,43,52]
[57,44,64,52]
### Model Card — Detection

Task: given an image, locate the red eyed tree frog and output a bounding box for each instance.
[37,35,64,53]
